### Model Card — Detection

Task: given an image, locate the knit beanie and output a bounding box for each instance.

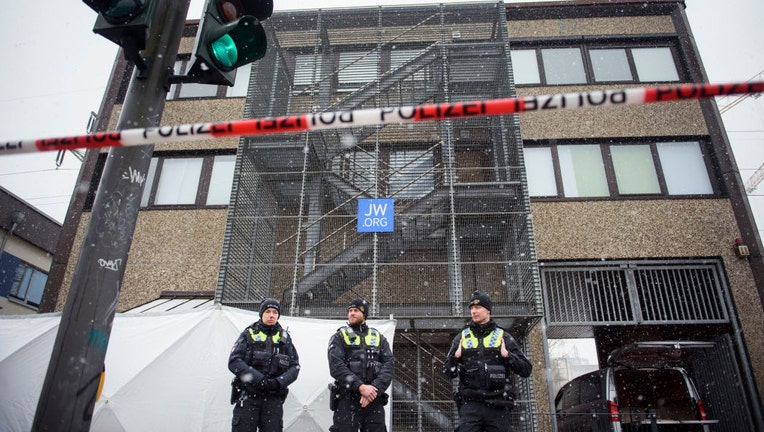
[347,297,369,318]
[259,298,281,317]
[468,290,492,312]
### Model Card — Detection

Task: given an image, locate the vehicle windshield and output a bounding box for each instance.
[615,368,698,422]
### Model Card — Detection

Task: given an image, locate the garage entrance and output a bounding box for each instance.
[540,259,763,431]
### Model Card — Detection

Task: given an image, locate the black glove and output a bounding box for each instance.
[259,378,281,392]
[443,357,459,378]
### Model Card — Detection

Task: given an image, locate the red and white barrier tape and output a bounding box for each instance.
[2,81,762,156]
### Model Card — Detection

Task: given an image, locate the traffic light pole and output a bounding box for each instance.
[32,0,190,430]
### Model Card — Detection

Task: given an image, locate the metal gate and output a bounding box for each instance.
[541,259,729,327]
[540,259,764,431]
[691,334,758,432]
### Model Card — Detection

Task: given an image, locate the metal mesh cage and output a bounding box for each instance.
[219,2,540,321]
[217,3,541,430]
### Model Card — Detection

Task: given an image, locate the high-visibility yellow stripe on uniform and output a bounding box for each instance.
[461,328,503,349]
[340,327,380,347]
[249,328,281,343]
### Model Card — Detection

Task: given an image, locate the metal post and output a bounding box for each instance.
[32,0,190,430]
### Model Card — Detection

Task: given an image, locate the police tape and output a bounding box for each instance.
[1,81,762,156]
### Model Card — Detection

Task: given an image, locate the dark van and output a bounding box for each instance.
[554,341,718,432]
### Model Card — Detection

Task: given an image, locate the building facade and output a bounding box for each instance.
[45,1,764,431]
[0,187,60,315]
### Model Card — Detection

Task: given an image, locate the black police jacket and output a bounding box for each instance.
[328,323,395,395]
[228,320,300,396]
[444,319,531,400]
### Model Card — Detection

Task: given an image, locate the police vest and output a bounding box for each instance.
[338,326,382,382]
[459,327,508,391]
[246,326,289,377]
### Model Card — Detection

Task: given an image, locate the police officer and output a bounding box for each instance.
[328,297,395,432]
[444,290,532,432]
[229,298,300,432]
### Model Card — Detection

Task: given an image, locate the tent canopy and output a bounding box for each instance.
[0,305,395,431]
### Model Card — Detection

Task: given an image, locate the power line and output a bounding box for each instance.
[23,194,74,201]
[0,167,79,177]
[719,69,764,114]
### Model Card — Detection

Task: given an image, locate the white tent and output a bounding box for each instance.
[0,305,396,431]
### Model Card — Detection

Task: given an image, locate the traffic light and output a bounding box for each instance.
[188,0,273,86]
[82,1,159,66]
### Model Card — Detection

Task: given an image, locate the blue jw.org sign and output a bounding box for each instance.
[357,199,394,233]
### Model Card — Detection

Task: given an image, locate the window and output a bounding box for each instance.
[293,47,431,91]
[294,54,322,87]
[511,42,681,86]
[341,151,378,195]
[558,145,609,197]
[140,153,236,208]
[542,48,587,85]
[338,51,378,88]
[155,158,204,205]
[590,48,632,82]
[450,56,498,83]
[524,147,557,196]
[525,140,714,199]
[632,47,680,82]
[389,150,435,199]
[166,57,249,100]
[657,142,713,194]
[0,253,47,309]
[559,381,580,410]
[510,49,541,85]
[610,145,660,195]
[578,372,603,404]
[390,49,426,81]
[207,155,237,205]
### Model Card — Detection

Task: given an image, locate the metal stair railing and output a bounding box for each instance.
[298,142,443,260]
[295,186,451,301]
[317,43,444,161]
[290,140,440,263]
[326,42,441,113]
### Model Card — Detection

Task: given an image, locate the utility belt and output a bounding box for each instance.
[455,388,515,410]
[328,382,389,411]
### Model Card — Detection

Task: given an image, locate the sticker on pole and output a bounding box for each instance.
[358,199,394,233]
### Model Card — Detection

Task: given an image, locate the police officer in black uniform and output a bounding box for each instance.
[229,298,300,432]
[327,298,395,432]
[444,290,532,432]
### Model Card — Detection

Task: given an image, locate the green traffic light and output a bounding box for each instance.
[187,2,271,85]
[207,16,266,71]
[211,34,238,69]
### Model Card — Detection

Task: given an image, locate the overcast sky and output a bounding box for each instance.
[1,0,763,230]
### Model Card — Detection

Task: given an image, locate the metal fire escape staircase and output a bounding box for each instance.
[292,43,528,305]
[292,44,451,303]
[296,185,452,303]
[314,43,442,162]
